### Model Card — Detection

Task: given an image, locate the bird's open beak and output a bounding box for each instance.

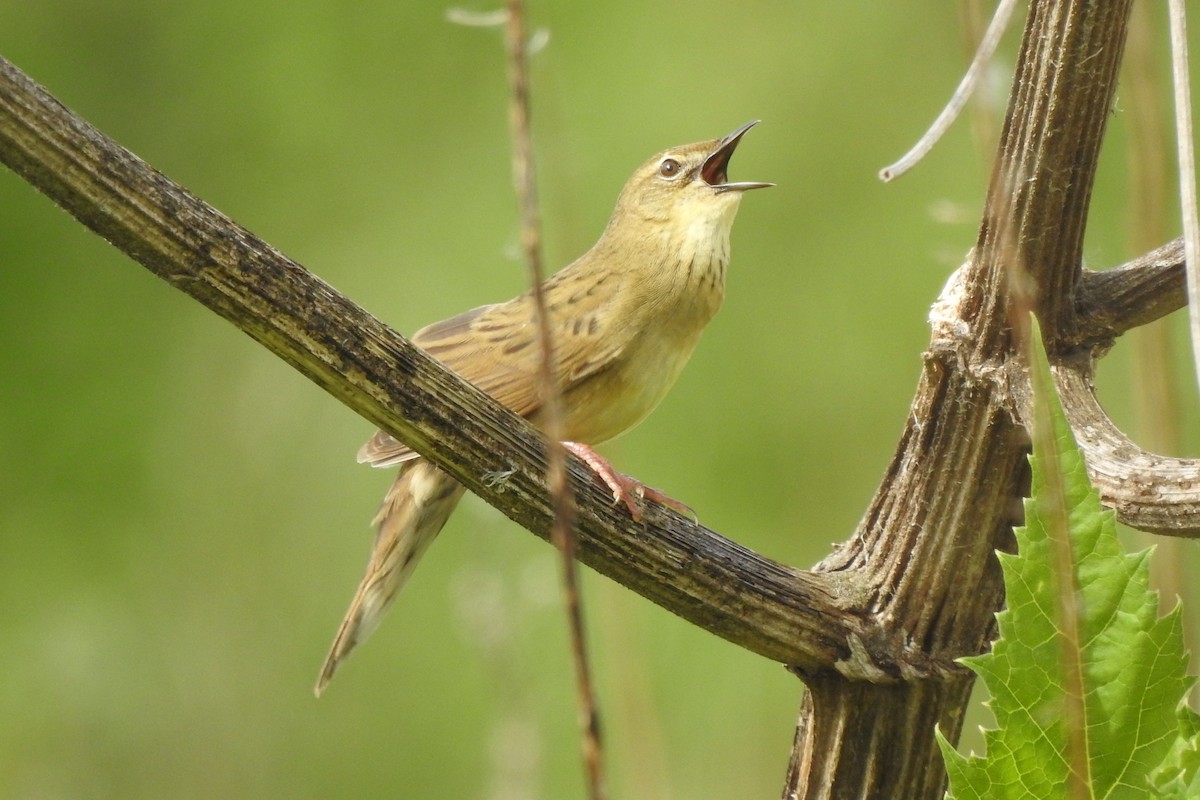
[701,120,775,194]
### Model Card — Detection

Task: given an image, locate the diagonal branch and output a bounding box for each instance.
[966,0,1136,356]
[0,55,864,674]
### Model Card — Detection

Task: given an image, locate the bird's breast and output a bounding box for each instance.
[557,258,725,445]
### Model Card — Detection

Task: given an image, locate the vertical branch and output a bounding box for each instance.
[501,3,606,798]
[968,0,1133,353]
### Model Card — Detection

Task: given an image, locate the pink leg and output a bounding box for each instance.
[562,441,696,522]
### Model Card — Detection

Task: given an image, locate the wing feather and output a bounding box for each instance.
[358,264,633,467]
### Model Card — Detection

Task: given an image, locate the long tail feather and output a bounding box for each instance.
[315,460,465,695]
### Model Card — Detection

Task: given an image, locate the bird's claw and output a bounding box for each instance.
[562,441,696,522]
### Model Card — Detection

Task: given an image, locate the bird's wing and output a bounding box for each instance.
[358,269,632,468]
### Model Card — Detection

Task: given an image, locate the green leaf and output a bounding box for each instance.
[939,317,1195,799]
[1149,706,1200,798]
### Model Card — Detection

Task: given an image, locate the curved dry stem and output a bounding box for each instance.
[1053,363,1200,535]
[1003,347,1200,535]
[937,235,1196,534]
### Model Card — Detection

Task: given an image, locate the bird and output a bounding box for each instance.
[315,121,772,694]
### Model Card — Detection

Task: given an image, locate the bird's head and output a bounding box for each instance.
[610,120,773,236]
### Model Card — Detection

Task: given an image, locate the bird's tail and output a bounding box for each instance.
[315,459,465,695]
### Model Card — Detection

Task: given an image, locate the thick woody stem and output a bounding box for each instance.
[782,1,1135,797]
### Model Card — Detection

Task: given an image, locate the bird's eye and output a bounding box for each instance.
[658,158,681,178]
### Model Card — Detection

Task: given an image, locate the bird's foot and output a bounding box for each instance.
[562,441,695,522]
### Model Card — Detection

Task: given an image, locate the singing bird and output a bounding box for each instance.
[315,121,772,694]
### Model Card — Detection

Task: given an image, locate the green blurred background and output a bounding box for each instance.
[2,2,1197,797]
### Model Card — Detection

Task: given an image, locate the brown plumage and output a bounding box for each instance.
[315,121,771,694]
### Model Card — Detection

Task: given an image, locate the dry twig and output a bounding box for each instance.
[500,2,606,797]
[879,0,1019,181]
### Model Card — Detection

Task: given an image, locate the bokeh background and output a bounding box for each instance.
[2,2,1197,797]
